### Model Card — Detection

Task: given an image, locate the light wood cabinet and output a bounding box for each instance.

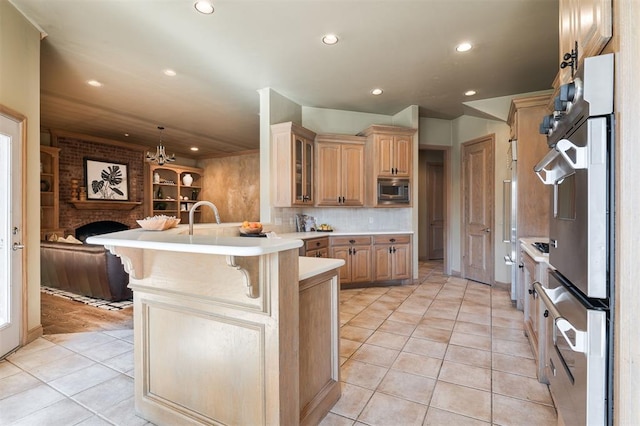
[271,122,316,207]
[360,125,415,178]
[521,245,550,384]
[557,0,612,85]
[299,269,341,425]
[508,95,552,240]
[315,134,365,207]
[145,163,203,224]
[329,236,372,286]
[359,125,416,206]
[373,234,412,282]
[299,236,329,258]
[40,146,64,240]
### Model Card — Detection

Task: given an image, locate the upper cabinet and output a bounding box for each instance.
[271,122,317,207]
[557,0,612,85]
[145,163,203,224]
[360,125,414,178]
[315,134,366,207]
[40,146,63,239]
[507,95,552,238]
[359,125,416,207]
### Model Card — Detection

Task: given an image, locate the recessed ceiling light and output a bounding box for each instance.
[164,69,177,77]
[371,88,383,96]
[456,42,473,52]
[464,90,477,96]
[194,0,214,14]
[322,34,339,45]
[190,147,199,152]
[87,80,103,87]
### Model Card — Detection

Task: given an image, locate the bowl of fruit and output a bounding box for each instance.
[239,221,263,235]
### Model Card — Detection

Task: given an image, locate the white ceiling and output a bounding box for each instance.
[11,0,559,158]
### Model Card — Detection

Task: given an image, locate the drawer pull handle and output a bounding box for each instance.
[390,238,396,243]
[349,239,356,244]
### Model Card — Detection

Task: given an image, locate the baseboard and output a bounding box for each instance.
[25,324,43,344]
[493,280,510,291]
[450,270,461,277]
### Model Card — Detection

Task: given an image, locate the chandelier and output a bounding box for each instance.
[146,126,175,165]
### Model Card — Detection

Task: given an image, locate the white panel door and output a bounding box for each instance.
[0,113,24,358]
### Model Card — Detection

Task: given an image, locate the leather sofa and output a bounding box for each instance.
[40,241,131,301]
[40,220,131,301]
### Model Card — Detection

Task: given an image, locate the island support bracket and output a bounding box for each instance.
[226,255,259,298]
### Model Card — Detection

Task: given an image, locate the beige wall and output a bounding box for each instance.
[198,152,260,223]
[0,0,43,341]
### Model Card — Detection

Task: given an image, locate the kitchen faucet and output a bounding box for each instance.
[189,201,221,235]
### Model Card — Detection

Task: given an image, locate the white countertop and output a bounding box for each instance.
[278,230,413,240]
[299,257,345,280]
[520,237,549,263]
[87,226,303,256]
[86,225,408,261]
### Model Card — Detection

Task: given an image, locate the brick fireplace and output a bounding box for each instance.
[56,135,146,236]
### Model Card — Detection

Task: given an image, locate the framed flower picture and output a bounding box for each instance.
[84,158,129,201]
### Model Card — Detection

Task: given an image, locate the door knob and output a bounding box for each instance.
[12,242,24,251]
[482,228,491,233]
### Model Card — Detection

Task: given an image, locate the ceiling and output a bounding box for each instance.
[11,0,559,158]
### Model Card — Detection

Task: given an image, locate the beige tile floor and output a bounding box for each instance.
[323,261,557,426]
[0,261,556,425]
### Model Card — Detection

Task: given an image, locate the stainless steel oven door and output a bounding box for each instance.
[535,116,609,298]
[536,273,606,426]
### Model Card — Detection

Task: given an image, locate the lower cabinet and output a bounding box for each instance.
[521,245,550,384]
[373,235,412,281]
[299,269,341,425]
[300,236,329,258]
[329,236,373,286]
[329,234,412,287]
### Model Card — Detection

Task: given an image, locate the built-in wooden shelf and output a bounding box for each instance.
[69,200,142,210]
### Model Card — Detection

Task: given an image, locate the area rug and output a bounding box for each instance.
[40,286,133,311]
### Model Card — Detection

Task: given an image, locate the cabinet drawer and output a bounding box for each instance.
[373,234,410,245]
[306,248,329,258]
[331,236,372,246]
[305,237,329,251]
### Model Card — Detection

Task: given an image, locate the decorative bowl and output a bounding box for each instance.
[137,216,180,231]
[239,225,263,235]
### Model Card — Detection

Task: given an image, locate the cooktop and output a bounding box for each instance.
[532,242,549,254]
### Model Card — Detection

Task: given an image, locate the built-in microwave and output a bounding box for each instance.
[377,178,410,204]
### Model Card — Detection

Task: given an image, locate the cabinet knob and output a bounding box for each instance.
[389,247,392,254]
[543,310,549,318]
[392,247,396,253]
[315,242,320,247]
[528,289,533,295]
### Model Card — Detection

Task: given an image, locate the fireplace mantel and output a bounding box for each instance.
[69,200,142,210]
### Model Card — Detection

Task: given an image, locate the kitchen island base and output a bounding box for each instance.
[90,227,342,426]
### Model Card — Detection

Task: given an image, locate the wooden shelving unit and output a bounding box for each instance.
[40,146,64,240]
[145,163,204,223]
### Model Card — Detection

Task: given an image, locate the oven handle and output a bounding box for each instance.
[533,147,574,185]
[535,282,588,354]
[534,282,562,318]
[555,138,588,170]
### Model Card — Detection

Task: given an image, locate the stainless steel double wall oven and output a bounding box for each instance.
[534,53,614,426]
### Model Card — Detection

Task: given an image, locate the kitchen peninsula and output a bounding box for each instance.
[87,224,344,426]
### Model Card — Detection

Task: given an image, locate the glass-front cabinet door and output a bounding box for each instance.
[294,137,313,204]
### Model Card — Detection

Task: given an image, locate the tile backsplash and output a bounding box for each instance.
[271,207,412,233]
